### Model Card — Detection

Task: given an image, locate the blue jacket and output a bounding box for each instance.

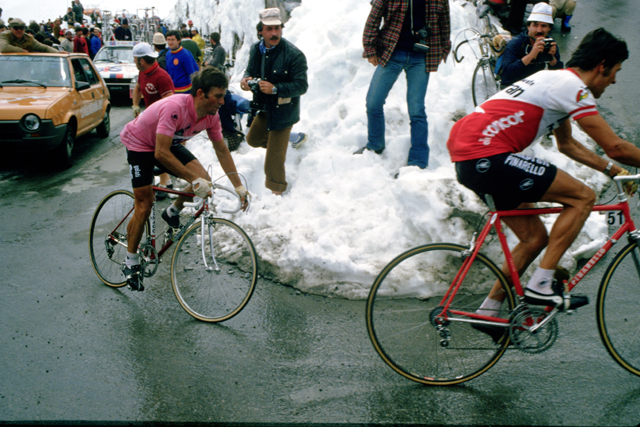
[499,31,563,87]
[90,36,102,58]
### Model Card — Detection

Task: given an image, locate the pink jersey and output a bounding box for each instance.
[447,69,598,162]
[120,94,223,152]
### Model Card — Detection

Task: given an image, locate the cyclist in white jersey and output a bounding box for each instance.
[447,28,640,314]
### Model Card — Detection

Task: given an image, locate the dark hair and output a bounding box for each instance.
[210,32,220,44]
[140,55,157,65]
[256,21,283,40]
[153,43,165,49]
[165,29,181,41]
[81,27,88,35]
[566,28,629,71]
[190,66,228,97]
[180,29,190,38]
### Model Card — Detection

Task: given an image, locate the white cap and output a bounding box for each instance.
[259,8,282,25]
[132,42,158,58]
[527,3,554,24]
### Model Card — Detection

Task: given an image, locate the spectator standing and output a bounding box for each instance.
[52,19,61,38]
[73,27,89,55]
[63,7,76,27]
[131,42,176,199]
[114,18,132,41]
[60,30,73,52]
[240,8,308,195]
[0,18,58,53]
[165,30,199,93]
[90,27,102,58]
[72,0,84,24]
[191,27,205,52]
[203,32,226,70]
[180,29,202,66]
[153,32,169,70]
[499,3,563,88]
[550,0,576,32]
[355,0,451,170]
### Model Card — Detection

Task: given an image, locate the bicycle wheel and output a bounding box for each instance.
[597,242,640,376]
[171,218,258,322]
[366,243,515,385]
[89,190,148,287]
[472,58,499,107]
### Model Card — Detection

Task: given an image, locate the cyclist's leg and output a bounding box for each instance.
[535,169,595,272]
[127,184,154,254]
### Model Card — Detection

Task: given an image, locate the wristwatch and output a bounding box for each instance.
[271,86,278,95]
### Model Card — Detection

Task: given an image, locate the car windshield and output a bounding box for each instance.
[94,47,134,63]
[0,56,71,88]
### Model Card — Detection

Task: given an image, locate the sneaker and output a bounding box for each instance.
[353,146,384,155]
[161,207,180,229]
[291,132,308,149]
[122,264,144,291]
[524,279,589,311]
[471,323,509,345]
[167,183,178,199]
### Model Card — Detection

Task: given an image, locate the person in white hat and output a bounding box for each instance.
[152,32,169,70]
[240,8,308,195]
[498,2,563,88]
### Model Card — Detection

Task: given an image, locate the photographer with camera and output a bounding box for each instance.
[355,0,451,171]
[499,2,563,89]
[240,8,308,195]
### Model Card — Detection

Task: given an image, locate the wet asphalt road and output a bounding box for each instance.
[1,1,640,425]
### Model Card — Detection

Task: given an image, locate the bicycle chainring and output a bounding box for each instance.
[140,244,159,278]
[509,306,558,354]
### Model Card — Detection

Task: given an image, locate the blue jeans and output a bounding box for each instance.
[366,50,430,168]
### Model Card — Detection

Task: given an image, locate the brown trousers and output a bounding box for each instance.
[246,112,292,193]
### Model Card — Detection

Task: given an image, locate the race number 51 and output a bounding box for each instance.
[607,211,625,227]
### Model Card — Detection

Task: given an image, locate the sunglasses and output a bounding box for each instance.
[11,26,26,31]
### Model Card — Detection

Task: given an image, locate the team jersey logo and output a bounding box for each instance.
[576,89,588,103]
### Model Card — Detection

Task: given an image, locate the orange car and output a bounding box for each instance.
[0,52,111,168]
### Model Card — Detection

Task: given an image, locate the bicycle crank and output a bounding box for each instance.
[509,305,558,354]
[140,243,159,278]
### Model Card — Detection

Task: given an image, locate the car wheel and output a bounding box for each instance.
[55,125,75,169]
[95,109,110,138]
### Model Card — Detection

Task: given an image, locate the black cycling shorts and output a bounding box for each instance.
[455,152,558,210]
[126,144,196,188]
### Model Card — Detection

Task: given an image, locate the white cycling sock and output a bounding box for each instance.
[477,297,502,316]
[166,203,180,217]
[526,267,555,294]
[125,252,139,267]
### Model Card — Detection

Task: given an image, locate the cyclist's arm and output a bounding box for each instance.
[576,114,640,169]
[211,138,243,189]
[554,119,627,176]
[154,134,200,183]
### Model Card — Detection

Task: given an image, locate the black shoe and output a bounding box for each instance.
[471,323,509,344]
[155,184,172,201]
[353,146,384,155]
[524,279,589,311]
[161,208,180,229]
[560,24,571,33]
[122,264,144,291]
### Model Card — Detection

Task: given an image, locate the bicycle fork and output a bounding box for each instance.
[200,216,221,273]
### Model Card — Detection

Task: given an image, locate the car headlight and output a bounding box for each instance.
[23,114,41,132]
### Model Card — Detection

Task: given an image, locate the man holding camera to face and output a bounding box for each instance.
[499,3,563,89]
[356,0,451,170]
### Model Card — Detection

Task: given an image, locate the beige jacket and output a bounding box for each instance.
[0,31,58,53]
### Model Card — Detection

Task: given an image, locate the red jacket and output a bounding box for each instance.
[73,35,89,55]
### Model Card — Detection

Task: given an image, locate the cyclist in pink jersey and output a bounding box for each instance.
[120,67,249,291]
[447,28,640,318]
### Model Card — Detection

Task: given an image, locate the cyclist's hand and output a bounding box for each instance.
[132,105,141,117]
[616,169,638,196]
[235,185,251,211]
[192,177,211,198]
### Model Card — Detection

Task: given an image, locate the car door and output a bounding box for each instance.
[71,58,105,135]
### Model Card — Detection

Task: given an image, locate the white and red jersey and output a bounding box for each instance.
[447,69,598,162]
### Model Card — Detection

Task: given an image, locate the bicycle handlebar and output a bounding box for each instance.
[182,182,244,214]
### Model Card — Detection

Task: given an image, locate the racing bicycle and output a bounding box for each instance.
[366,174,640,385]
[89,174,258,323]
[453,0,506,106]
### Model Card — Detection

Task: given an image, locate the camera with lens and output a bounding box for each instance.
[247,78,262,93]
[538,37,555,62]
[413,26,430,53]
